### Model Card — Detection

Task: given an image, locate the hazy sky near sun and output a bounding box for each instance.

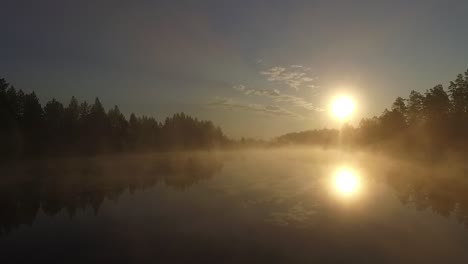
[2,0,468,138]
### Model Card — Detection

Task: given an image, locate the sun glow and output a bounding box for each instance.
[331,96,356,120]
[334,168,360,196]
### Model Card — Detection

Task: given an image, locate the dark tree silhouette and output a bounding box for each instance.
[108,105,128,151]
[0,78,229,159]
[44,99,65,153]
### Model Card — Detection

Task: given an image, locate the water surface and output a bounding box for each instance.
[1,149,468,263]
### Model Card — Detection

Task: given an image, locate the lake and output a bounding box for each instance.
[1,149,468,263]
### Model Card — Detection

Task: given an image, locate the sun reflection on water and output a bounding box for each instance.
[333,167,360,197]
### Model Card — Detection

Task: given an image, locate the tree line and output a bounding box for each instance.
[356,69,468,153]
[276,69,468,156]
[0,78,228,158]
[4,68,468,158]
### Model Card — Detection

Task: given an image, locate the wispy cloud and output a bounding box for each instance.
[234,85,323,112]
[275,94,324,112]
[206,97,302,118]
[234,85,280,96]
[207,63,321,120]
[260,65,317,90]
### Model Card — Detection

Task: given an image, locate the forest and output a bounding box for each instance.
[0,78,228,158]
[275,69,468,157]
[3,69,468,159]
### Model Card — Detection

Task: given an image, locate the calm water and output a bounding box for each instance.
[2,149,468,263]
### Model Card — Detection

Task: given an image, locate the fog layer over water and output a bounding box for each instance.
[1,149,468,263]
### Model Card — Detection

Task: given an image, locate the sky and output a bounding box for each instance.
[2,0,468,139]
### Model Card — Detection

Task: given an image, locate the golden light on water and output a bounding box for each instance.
[331,96,356,120]
[334,167,360,196]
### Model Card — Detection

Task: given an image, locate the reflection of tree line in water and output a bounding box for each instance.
[385,163,468,227]
[0,154,223,236]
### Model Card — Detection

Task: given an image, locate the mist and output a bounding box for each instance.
[3,1,468,262]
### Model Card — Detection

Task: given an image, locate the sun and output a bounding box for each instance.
[331,96,356,120]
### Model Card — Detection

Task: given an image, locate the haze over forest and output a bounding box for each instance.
[2,69,468,159]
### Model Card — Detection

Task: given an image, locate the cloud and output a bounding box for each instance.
[206,97,302,118]
[260,65,317,90]
[234,85,324,112]
[290,65,303,68]
[234,85,281,96]
[275,94,324,112]
[207,64,321,120]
